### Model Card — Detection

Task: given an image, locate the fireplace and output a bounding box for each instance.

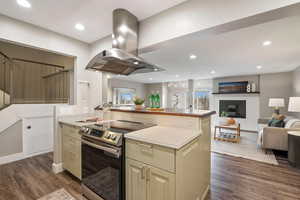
[219,100,246,118]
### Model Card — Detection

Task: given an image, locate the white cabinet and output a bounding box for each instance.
[126,118,211,200]
[147,165,175,200]
[126,158,175,200]
[61,124,81,179]
[126,159,147,200]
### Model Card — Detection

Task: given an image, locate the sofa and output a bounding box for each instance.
[257,117,300,151]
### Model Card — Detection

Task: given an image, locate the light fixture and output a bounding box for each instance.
[119,25,128,33]
[210,70,216,74]
[175,74,179,78]
[117,36,125,43]
[154,68,158,71]
[256,65,262,69]
[149,78,153,80]
[107,74,111,79]
[263,40,272,46]
[269,98,285,114]
[17,0,31,8]
[75,23,85,31]
[133,61,139,65]
[189,54,197,60]
[112,39,118,46]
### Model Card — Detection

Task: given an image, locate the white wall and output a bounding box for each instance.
[139,0,300,50]
[292,66,300,118]
[212,94,260,131]
[108,79,147,103]
[0,14,103,162]
[0,14,101,108]
[260,72,293,117]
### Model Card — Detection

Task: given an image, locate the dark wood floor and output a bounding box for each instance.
[0,152,300,200]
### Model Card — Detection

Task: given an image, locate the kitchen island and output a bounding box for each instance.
[55,108,215,200]
[108,108,215,200]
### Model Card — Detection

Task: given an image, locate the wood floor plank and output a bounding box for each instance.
[0,152,300,200]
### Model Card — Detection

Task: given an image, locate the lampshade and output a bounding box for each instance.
[288,97,300,112]
[269,98,285,108]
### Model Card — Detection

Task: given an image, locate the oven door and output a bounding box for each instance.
[82,137,123,200]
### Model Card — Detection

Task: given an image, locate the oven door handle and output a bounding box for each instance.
[82,139,121,158]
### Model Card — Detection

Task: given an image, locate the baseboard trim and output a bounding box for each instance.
[201,184,210,200]
[24,149,53,159]
[0,149,53,166]
[52,162,64,174]
[0,152,25,165]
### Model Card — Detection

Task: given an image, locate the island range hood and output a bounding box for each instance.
[86,9,164,75]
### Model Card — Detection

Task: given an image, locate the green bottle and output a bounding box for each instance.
[149,91,155,108]
[155,91,160,108]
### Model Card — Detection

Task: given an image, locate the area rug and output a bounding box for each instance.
[211,131,279,165]
[38,188,76,200]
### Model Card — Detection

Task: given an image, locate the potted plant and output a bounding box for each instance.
[133,97,145,110]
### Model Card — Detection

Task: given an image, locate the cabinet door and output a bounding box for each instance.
[147,166,175,200]
[62,127,81,179]
[126,159,147,200]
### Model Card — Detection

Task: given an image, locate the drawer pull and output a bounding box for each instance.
[139,143,153,154]
[146,167,151,181]
[141,166,146,179]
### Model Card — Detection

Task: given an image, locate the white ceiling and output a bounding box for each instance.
[113,16,300,83]
[0,0,187,43]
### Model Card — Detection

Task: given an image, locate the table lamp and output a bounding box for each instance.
[288,97,300,113]
[269,98,285,114]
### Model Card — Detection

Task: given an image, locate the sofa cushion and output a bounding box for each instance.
[285,119,300,128]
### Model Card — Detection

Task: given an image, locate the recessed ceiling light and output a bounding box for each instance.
[256,65,262,69]
[189,54,197,60]
[17,0,31,8]
[149,78,153,80]
[133,61,139,65]
[175,74,179,78]
[211,70,216,74]
[154,68,158,71]
[263,40,272,46]
[75,23,85,31]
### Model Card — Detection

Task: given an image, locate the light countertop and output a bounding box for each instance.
[109,107,216,118]
[288,131,300,137]
[124,126,201,149]
[58,114,100,127]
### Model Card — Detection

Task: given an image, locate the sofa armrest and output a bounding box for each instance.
[262,127,288,151]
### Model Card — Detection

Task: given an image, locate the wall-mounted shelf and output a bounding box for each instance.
[212,92,260,95]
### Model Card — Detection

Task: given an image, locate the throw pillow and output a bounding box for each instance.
[268,119,285,127]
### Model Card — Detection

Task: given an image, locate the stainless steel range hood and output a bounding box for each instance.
[86,9,164,75]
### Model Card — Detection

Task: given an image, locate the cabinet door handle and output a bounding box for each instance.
[146,167,151,182]
[141,166,146,180]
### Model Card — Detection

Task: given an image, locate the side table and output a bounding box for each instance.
[288,131,300,168]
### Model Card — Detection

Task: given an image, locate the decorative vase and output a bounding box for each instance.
[246,83,251,93]
[251,83,256,92]
[135,105,143,110]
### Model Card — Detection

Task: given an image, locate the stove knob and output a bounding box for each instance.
[80,127,89,133]
[111,135,117,140]
[106,134,111,139]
